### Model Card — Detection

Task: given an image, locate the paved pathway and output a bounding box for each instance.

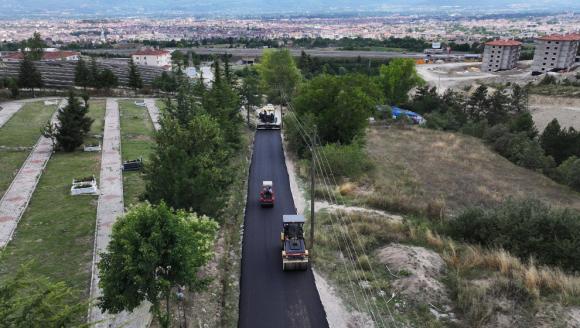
[0,102,23,129]
[0,98,62,129]
[144,98,161,130]
[0,99,64,248]
[88,98,151,328]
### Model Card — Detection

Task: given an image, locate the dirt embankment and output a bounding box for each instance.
[529,94,580,132]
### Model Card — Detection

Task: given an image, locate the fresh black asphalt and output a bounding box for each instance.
[239,130,329,328]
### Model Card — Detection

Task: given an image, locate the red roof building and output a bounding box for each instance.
[532,33,580,73]
[131,48,171,68]
[485,40,522,47]
[537,34,580,42]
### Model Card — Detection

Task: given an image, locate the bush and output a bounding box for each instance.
[555,156,580,190]
[318,142,373,179]
[460,120,488,139]
[484,123,510,144]
[489,131,554,171]
[425,110,462,131]
[447,199,580,272]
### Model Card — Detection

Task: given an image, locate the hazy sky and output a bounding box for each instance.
[1,0,579,18]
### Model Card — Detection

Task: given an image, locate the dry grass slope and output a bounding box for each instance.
[364,127,580,214]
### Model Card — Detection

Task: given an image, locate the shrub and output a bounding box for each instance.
[425,110,462,131]
[508,112,537,138]
[539,74,557,85]
[447,199,580,272]
[489,132,553,170]
[318,142,373,179]
[555,156,580,190]
[484,123,509,144]
[460,120,488,139]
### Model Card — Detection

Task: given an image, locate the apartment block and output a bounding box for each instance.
[531,34,580,74]
[481,40,522,72]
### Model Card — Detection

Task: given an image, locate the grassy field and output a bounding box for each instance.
[309,126,580,327]
[0,101,58,198]
[0,100,105,306]
[358,127,580,215]
[119,100,155,206]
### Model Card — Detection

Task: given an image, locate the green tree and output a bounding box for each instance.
[128,58,143,90]
[18,56,42,97]
[240,67,262,126]
[486,88,510,125]
[508,111,537,138]
[556,156,580,190]
[466,85,489,122]
[293,74,375,145]
[98,69,118,90]
[74,57,91,89]
[0,264,87,328]
[145,114,231,216]
[55,91,93,152]
[98,202,218,328]
[25,32,46,61]
[378,58,424,105]
[203,60,241,147]
[89,57,99,88]
[257,49,302,104]
[153,71,178,93]
[540,119,567,164]
[511,84,529,112]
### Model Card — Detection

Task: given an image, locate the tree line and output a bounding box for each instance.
[256,49,424,179]
[97,57,243,327]
[406,83,580,192]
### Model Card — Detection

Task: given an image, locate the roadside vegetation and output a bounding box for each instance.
[265,46,580,326]
[0,97,104,324]
[98,56,250,328]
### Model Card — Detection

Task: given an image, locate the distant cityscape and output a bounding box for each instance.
[0,13,579,46]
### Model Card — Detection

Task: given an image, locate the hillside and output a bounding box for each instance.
[357,127,580,215]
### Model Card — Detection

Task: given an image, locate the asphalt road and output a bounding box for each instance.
[239,130,328,328]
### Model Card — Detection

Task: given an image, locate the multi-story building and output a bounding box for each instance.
[531,33,580,74]
[131,49,171,68]
[481,40,522,72]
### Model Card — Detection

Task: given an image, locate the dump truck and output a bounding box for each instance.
[259,181,275,207]
[256,104,281,130]
[280,214,309,271]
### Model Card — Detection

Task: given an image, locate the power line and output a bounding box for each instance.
[279,88,400,327]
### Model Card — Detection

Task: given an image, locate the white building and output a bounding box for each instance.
[481,40,522,72]
[131,49,171,69]
[532,34,580,74]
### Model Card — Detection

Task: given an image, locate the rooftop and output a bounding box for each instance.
[131,49,171,56]
[538,33,580,41]
[485,39,522,46]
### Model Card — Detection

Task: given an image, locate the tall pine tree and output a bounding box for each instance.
[18,55,43,97]
[128,58,143,90]
[55,91,93,152]
[74,57,91,89]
